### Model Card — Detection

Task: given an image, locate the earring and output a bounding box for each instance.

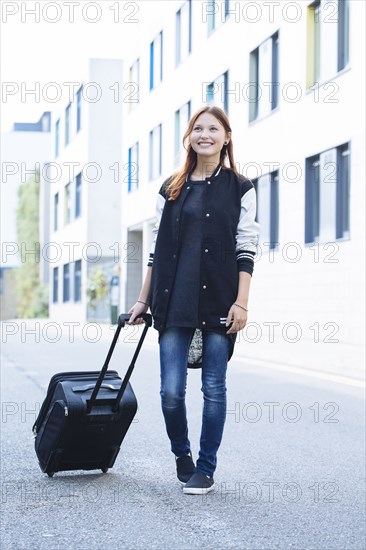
[224,142,228,146]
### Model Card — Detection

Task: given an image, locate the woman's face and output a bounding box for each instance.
[189,112,230,158]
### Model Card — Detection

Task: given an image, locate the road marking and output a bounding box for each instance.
[230,356,365,389]
[142,341,365,388]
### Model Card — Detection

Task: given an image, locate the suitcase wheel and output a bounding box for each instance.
[47,472,55,478]
[101,468,108,474]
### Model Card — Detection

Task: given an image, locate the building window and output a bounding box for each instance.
[65,103,71,146]
[128,142,139,192]
[129,58,140,110]
[336,143,350,239]
[63,264,70,302]
[206,71,228,113]
[207,0,230,34]
[252,171,279,250]
[55,119,60,157]
[76,85,82,132]
[307,0,349,88]
[176,0,192,65]
[64,183,71,224]
[305,142,350,244]
[150,31,163,90]
[74,260,82,302]
[75,173,82,218]
[338,0,349,71]
[54,192,59,231]
[53,267,58,303]
[175,101,191,163]
[249,31,279,123]
[149,124,162,180]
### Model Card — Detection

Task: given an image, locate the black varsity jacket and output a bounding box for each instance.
[147,164,260,334]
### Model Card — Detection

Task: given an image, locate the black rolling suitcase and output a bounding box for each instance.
[32,313,152,477]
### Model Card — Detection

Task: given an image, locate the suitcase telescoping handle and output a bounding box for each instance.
[87,313,152,414]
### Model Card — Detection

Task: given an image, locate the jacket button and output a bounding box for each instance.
[205,213,210,217]
[164,288,169,293]
[176,217,179,222]
[204,248,209,253]
[207,181,211,185]
[202,321,206,325]
[186,186,190,189]
[202,285,207,289]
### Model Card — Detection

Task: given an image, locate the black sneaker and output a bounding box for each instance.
[175,451,195,485]
[182,471,215,494]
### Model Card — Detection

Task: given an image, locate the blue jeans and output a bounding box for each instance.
[159,327,230,477]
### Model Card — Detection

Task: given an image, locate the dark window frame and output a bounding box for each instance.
[63,264,70,303]
[253,171,279,250]
[64,182,71,224]
[65,103,71,146]
[176,0,192,65]
[338,0,349,71]
[249,31,279,123]
[128,142,139,192]
[149,124,162,180]
[54,192,59,231]
[75,173,82,218]
[207,71,229,114]
[74,260,82,302]
[53,266,59,303]
[55,119,60,157]
[76,86,82,132]
[305,142,350,244]
[150,31,163,90]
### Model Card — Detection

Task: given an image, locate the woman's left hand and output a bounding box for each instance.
[225,304,248,334]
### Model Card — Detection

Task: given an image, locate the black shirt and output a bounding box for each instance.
[165,179,204,329]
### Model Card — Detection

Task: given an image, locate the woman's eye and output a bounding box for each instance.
[192,126,218,131]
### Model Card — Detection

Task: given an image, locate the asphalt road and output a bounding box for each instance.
[1,321,365,549]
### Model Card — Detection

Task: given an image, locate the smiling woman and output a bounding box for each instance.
[128,104,259,495]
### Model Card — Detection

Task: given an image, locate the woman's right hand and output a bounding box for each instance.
[127,301,149,325]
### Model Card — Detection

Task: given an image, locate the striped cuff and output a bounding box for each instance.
[147,253,154,267]
[236,250,255,276]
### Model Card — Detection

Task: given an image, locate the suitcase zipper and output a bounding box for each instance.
[32,404,68,435]
[32,371,119,434]
[35,400,68,453]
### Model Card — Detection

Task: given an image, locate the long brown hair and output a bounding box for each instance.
[165,105,239,201]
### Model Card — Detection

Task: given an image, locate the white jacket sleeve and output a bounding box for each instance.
[147,192,166,267]
[235,187,260,275]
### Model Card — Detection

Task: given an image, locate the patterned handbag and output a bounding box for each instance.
[187,328,203,369]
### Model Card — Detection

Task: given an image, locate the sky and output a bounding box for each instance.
[0,0,140,132]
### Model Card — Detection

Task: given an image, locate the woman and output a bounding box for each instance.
[128,105,259,495]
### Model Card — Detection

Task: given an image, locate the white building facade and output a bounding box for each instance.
[119,0,364,378]
[48,58,123,323]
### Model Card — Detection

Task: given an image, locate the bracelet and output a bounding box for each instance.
[234,303,248,312]
[137,300,150,306]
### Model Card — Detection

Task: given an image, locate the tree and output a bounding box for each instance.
[86,266,109,312]
[15,169,48,317]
